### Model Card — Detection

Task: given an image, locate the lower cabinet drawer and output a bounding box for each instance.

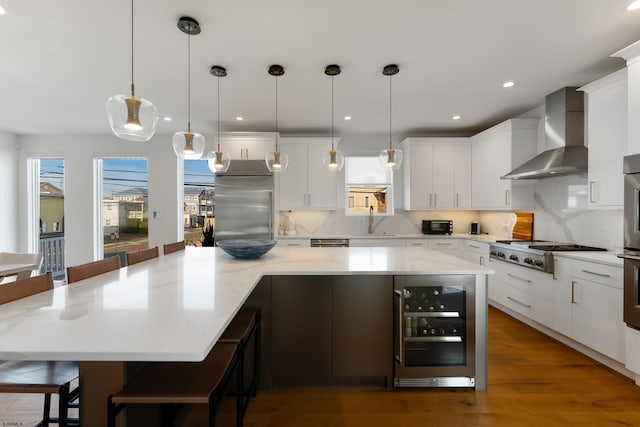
[494,281,553,328]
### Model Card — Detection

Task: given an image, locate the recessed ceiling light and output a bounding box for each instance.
[163,117,172,122]
[628,1,640,10]
[235,116,244,121]
[0,6,6,14]
[452,115,461,120]
[503,81,515,88]
[344,116,352,120]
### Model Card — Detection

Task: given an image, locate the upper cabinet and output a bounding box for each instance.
[402,138,471,210]
[580,69,627,209]
[471,118,538,210]
[218,132,276,160]
[278,137,337,210]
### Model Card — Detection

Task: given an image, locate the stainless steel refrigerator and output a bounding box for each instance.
[214,160,274,242]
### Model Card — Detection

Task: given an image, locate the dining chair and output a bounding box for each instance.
[0,251,43,283]
[163,240,185,255]
[126,246,159,266]
[66,256,121,284]
[0,272,79,427]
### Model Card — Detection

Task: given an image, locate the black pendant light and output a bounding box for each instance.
[265,65,288,172]
[172,17,205,160]
[321,64,344,171]
[106,0,158,141]
[379,64,403,170]
[207,66,231,173]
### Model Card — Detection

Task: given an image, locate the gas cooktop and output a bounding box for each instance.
[494,240,607,252]
[490,240,606,273]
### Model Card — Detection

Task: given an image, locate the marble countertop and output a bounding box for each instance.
[277,233,501,243]
[552,251,623,267]
[0,246,492,363]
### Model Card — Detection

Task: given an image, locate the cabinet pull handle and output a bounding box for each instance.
[580,269,611,278]
[394,289,403,364]
[456,193,459,208]
[468,244,480,249]
[552,258,558,280]
[410,243,424,246]
[429,193,433,208]
[505,189,511,206]
[479,256,484,266]
[434,194,437,207]
[507,296,532,309]
[589,181,596,203]
[571,280,576,304]
[507,273,532,283]
[436,243,452,246]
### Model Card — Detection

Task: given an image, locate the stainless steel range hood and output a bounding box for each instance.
[501,87,586,180]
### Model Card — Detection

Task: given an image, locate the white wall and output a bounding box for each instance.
[0,130,18,251]
[16,133,181,266]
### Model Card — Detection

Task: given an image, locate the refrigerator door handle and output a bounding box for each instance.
[394,289,403,364]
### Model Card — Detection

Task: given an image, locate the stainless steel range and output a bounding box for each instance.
[489,240,606,274]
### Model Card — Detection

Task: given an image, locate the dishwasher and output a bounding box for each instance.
[310,238,349,247]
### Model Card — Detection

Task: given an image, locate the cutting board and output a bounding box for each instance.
[512,212,533,240]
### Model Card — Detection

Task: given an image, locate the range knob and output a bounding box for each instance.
[490,249,498,256]
[497,252,505,258]
[533,259,544,267]
[509,254,519,261]
[523,257,533,265]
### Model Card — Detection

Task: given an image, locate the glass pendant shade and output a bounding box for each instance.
[322,146,345,171]
[107,93,158,141]
[172,131,205,160]
[207,150,231,173]
[379,147,403,170]
[265,150,289,172]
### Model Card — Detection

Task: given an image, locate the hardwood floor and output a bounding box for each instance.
[3,307,640,426]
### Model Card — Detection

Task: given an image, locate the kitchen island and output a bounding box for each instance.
[0,246,492,426]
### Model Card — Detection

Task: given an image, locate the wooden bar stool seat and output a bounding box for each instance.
[126,246,159,266]
[108,342,242,427]
[219,309,260,414]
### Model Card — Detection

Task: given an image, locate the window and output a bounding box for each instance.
[183,160,215,245]
[345,156,393,216]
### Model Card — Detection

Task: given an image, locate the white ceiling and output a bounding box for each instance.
[1,0,640,140]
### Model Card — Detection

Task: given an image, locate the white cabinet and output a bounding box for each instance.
[402,138,471,210]
[276,239,310,247]
[580,69,627,209]
[553,256,625,363]
[491,260,554,328]
[278,138,337,210]
[471,119,537,210]
[218,132,276,160]
[460,240,489,266]
[349,238,405,247]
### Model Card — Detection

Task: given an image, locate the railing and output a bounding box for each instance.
[39,233,65,279]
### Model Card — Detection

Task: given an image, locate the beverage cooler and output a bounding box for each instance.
[393,275,476,387]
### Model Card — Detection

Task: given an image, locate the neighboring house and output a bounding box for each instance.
[198,189,215,226]
[103,196,148,239]
[39,182,64,233]
[183,188,201,227]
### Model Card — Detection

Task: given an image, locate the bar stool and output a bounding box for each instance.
[0,272,79,427]
[126,246,159,266]
[107,342,242,427]
[66,256,121,284]
[219,309,260,415]
[163,240,185,255]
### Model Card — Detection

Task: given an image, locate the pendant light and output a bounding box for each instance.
[321,64,344,172]
[207,66,231,173]
[106,0,158,141]
[172,17,205,160]
[265,65,288,172]
[379,64,403,170]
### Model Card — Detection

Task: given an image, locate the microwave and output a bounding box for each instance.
[422,220,453,235]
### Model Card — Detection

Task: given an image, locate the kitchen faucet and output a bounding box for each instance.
[368,205,374,234]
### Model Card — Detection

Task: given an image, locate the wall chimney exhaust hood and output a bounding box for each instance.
[501,87,586,180]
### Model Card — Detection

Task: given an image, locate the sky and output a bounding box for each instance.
[39,158,215,195]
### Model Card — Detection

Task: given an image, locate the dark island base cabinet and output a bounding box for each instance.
[242,275,393,389]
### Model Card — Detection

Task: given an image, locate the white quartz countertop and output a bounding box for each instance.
[0,246,492,363]
[552,251,623,267]
[278,233,500,243]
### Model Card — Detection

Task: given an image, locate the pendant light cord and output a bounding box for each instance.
[389,73,392,150]
[130,0,135,96]
[331,75,334,150]
[187,33,191,133]
[275,74,279,151]
[217,74,220,150]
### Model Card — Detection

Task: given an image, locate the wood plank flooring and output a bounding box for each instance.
[3,307,640,426]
